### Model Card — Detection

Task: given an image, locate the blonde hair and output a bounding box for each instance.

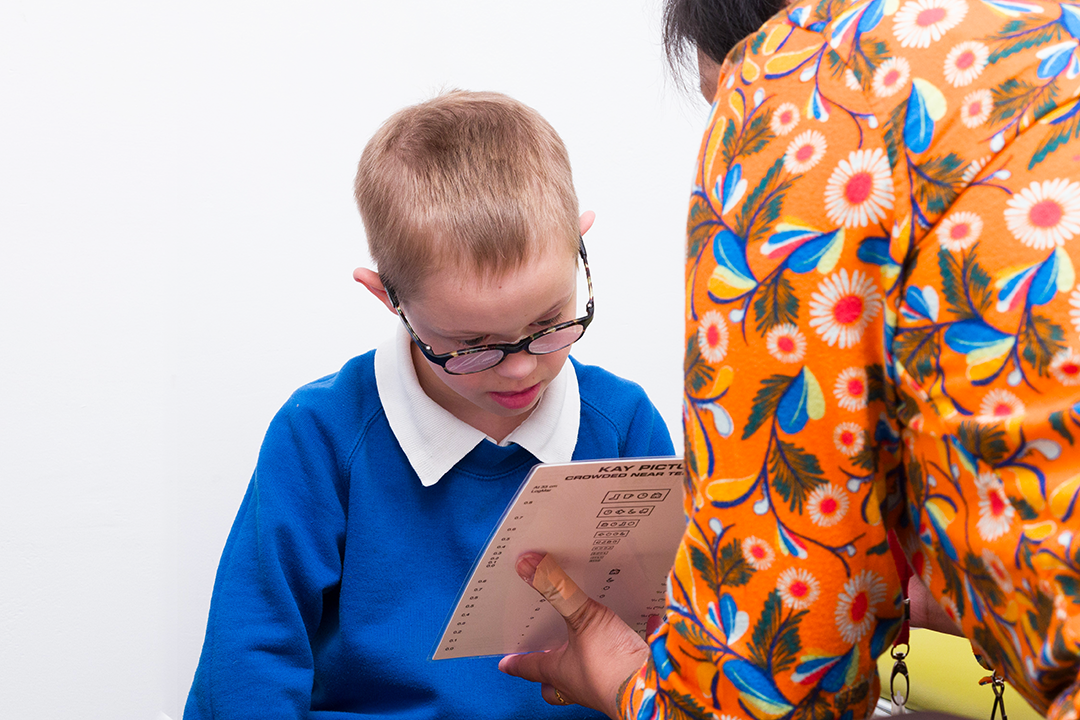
[354,90,580,301]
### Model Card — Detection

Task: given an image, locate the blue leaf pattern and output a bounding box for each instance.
[623,2,1080,719]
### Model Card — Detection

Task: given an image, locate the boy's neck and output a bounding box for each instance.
[410,344,534,443]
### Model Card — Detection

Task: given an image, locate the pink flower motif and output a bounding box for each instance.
[784,130,828,174]
[1051,349,1080,386]
[833,422,866,457]
[770,103,801,136]
[872,57,911,97]
[809,269,882,348]
[976,471,1015,542]
[824,148,894,228]
[1005,178,1080,250]
[742,536,775,570]
[835,570,887,643]
[766,323,807,363]
[697,310,729,363]
[981,547,1014,594]
[777,567,820,610]
[960,89,992,128]
[936,211,983,251]
[978,389,1025,423]
[834,367,869,411]
[808,484,850,526]
[893,0,968,48]
[944,41,989,86]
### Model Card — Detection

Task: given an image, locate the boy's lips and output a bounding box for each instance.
[490,383,542,410]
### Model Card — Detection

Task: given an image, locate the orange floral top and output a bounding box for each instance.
[618,1,1080,718]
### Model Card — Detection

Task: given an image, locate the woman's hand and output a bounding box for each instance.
[498,552,651,719]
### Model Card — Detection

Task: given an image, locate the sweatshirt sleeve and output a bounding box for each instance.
[626,394,677,460]
[185,398,348,720]
[573,359,676,461]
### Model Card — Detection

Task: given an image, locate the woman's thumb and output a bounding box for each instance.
[516,552,588,619]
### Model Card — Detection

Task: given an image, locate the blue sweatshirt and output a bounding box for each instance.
[185,353,674,719]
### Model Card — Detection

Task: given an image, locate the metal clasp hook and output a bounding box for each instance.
[978,671,1008,720]
[990,673,1008,720]
[890,643,909,715]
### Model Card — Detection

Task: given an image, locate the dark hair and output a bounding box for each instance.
[663,0,788,70]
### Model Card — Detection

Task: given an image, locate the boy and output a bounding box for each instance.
[184,90,674,719]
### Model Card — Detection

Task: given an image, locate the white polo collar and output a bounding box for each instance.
[373,325,580,487]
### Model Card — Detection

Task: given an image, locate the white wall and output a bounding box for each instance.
[0,2,708,718]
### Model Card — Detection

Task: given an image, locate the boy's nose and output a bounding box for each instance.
[494,348,537,379]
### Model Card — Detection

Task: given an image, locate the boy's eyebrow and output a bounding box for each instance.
[433,290,575,338]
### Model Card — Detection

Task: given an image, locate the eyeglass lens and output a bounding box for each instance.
[527,325,585,353]
[444,349,504,375]
[442,325,586,374]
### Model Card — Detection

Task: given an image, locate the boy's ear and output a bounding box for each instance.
[353,267,397,314]
[579,210,596,237]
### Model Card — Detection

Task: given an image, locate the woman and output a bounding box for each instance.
[500,0,1080,717]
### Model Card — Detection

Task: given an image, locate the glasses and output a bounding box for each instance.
[385,238,594,375]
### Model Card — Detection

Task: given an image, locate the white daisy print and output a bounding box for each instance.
[1004,178,1080,250]
[936,211,983,251]
[1070,285,1080,338]
[962,156,990,183]
[980,547,1014,594]
[844,68,862,91]
[978,389,1026,422]
[777,567,821,610]
[834,366,869,410]
[784,130,828,174]
[976,471,1015,542]
[770,102,801,136]
[808,484,850,526]
[766,323,808,363]
[835,570,887,643]
[697,310,729,363]
[944,41,989,86]
[940,596,961,626]
[1051,349,1080,386]
[742,536,775,571]
[809,269,883,348]
[893,0,968,48]
[824,148,895,228]
[833,422,866,457]
[960,89,993,128]
[872,57,911,97]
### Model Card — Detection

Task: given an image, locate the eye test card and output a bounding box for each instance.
[433,457,686,660]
